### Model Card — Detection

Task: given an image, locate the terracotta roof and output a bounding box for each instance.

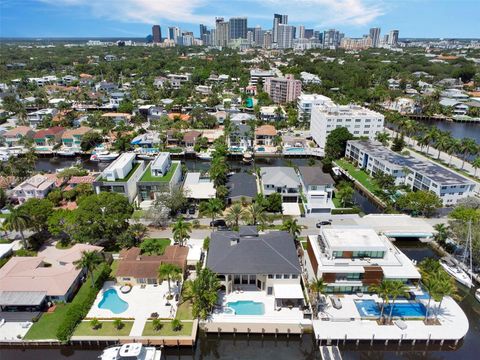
[62,126,92,139]
[4,126,33,137]
[183,130,202,142]
[67,175,96,184]
[167,113,191,121]
[34,126,65,139]
[79,73,94,78]
[255,124,277,136]
[102,112,132,118]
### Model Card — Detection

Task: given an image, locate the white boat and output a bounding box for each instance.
[475,289,480,303]
[99,343,162,360]
[440,258,473,288]
[0,152,10,162]
[56,149,77,157]
[197,149,213,160]
[90,151,120,162]
[242,152,253,163]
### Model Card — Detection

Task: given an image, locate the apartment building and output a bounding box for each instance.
[345,140,476,205]
[305,227,421,293]
[310,103,384,148]
[297,93,334,122]
[249,69,275,86]
[264,74,302,104]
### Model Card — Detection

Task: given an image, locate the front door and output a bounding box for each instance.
[257,279,261,290]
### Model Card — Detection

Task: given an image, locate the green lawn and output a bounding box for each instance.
[73,321,133,336]
[139,238,171,255]
[176,300,193,320]
[110,260,119,277]
[332,197,342,208]
[101,162,141,182]
[167,147,183,154]
[335,159,381,194]
[142,321,193,336]
[139,163,178,183]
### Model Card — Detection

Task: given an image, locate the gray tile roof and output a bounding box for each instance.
[227,173,257,199]
[207,230,301,275]
[297,166,334,186]
[260,167,300,188]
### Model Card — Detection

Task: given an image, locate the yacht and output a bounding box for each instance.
[197,149,213,160]
[56,148,77,157]
[242,152,253,163]
[90,151,120,162]
[440,258,473,288]
[99,343,162,360]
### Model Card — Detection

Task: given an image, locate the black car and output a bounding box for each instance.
[316,220,332,228]
[210,219,227,227]
[188,207,196,215]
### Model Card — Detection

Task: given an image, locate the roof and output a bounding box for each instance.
[0,243,14,259]
[260,167,300,187]
[0,291,46,306]
[3,126,33,137]
[255,124,276,136]
[321,227,387,252]
[297,166,334,186]
[33,126,65,139]
[102,112,132,118]
[68,175,96,184]
[167,113,191,121]
[227,173,257,199]
[183,173,216,199]
[273,283,304,299]
[62,126,92,139]
[207,230,301,275]
[13,174,56,192]
[183,130,202,142]
[38,244,103,264]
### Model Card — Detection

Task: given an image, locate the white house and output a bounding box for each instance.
[297,93,334,122]
[12,174,56,203]
[260,167,301,203]
[297,166,335,214]
[27,108,58,128]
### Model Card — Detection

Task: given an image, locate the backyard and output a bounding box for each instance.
[73,320,134,336]
[335,158,382,194]
[142,320,194,336]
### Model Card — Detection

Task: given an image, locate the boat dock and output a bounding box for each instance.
[320,345,342,360]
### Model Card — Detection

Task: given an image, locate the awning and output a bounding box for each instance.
[0,291,47,306]
[273,283,304,299]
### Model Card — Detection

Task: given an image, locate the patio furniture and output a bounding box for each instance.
[395,319,408,330]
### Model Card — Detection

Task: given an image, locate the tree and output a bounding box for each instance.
[152,318,162,331]
[182,267,220,320]
[373,172,396,190]
[472,157,480,177]
[369,280,393,324]
[459,138,478,169]
[113,318,124,330]
[216,184,229,201]
[266,192,282,213]
[47,209,76,244]
[80,131,103,152]
[336,182,355,207]
[242,202,266,226]
[158,263,182,295]
[3,206,30,248]
[390,133,406,152]
[171,318,183,331]
[386,281,410,322]
[172,216,192,246]
[74,250,103,287]
[309,278,326,315]
[90,318,100,330]
[375,131,390,146]
[154,186,188,217]
[433,271,457,322]
[224,203,244,229]
[19,198,54,233]
[281,218,301,241]
[200,198,223,227]
[433,223,450,246]
[324,127,354,161]
[422,273,440,322]
[396,190,442,217]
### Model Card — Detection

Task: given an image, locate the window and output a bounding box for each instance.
[292,274,298,279]
[283,274,290,279]
[275,274,282,279]
[267,287,273,295]
[234,275,240,284]
[242,275,248,284]
[268,274,274,279]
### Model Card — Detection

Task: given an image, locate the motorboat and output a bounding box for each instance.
[197,149,213,160]
[0,151,10,162]
[475,289,480,303]
[90,151,120,162]
[242,152,253,163]
[56,149,77,157]
[440,257,473,288]
[99,343,162,360]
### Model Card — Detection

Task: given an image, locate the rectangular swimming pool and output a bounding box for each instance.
[226,300,265,315]
[355,299,426,318]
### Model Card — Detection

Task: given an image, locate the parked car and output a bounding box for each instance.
[180,207,187,214]
[210,219,227,227]
[188,206,196,215]
[316,220,332,228]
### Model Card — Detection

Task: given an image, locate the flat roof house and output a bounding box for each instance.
[207,227,305,309]
[101,112,132,125]
[93,153,146,203]
[183,172,216,200]
[297,166,335,214]
[137,153,182,203]
[226,172,257,204]
[12,174,56,203]
[304,226,421,294]
[260,167,301,203]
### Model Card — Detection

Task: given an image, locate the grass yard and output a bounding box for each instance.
[110,260,119,277]
[142,320,193,337]
[73,321,133,336]
[335,159,381,194]
[176,300,193,320]
[140,163,178,183]
[139,238,171,255]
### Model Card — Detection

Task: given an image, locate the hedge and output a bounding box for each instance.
[56,263,111,342]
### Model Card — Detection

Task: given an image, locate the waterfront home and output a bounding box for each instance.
[260,167,301,203]
[115,245,188,285]
[136,153,182,203]
[109,92,127,109]
[27,108,58,128]
[439,98,470,116]
[228,124,252,151]
[183,172,215,201]
[101,112,132,125]
[0,244,103,311]
[33,126,65,147]
[304,226,421,293]
[207,227,305,308]
[64,175,96,191]
[183,130,202,148]
[226,172,257,204]
[95,81,118,93]
[61,126,92,149]
[93,153,146,203]
[255,124,277,146]
[2,126,34,147]
[213,110,228,124]
[130,132,160,149]
[345,140,476,205]
[297,166,334,214]
[12,174,56,203]
[259,106,285,122]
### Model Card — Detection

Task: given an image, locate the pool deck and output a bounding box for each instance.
[313,293,469,342]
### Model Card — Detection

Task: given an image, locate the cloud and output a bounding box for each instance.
[36,0,385,28]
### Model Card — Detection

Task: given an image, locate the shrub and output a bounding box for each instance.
[171,319,182,331]
[113,318,124,330]
[90,318,100,329]
[152,318,162,331]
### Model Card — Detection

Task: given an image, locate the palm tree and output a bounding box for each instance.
[172,216,192,246]
[128,223,147,245]
[423,127,439,154]
[375,132,391,146]
[418,258,441,279]
[182,267,220,320]
[336,184,355,207]
[309,278,326,315]
[422,274,440,323]
[74,250,103,287]
[200,198,223,229]
[3,206,30,249]
[158,263,182,295]
[224,202,244,228]
[445,138,461,166]
[242,202,266,225]
[216,184,229,201]
[459,138,478,169]
[386,281,410,322]
[434,132,452,160]
[472,157,480,177]
[433,223,450,245]
[433,271,457,322]
[369,280,393,324]
[113,318,124,330]
[281,218,301,241]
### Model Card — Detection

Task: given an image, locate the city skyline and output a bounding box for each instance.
[0,0,479,39]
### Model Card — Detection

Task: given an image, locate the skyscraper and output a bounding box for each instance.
[229,17,247,39]
[304,29,314,39]
[168,27,181,44]
[215,17,230,47]
[389,30,399,46]
[199,24,208,38]
[369,27,381,48]
[152,25,161,43]
[254,26,265,47]
[323,29,342,48]
[297,25,305,39]
[272,13,288,43]
[277,24,294,49]
[263,31,272,49]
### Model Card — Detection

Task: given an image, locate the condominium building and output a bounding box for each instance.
[276,24,294,49]
[323,29,343,48]
[369,27,381,48]
[249,68,275,86]
[253,26,265,46]
[297,93,333,121]
[229,17,247,39]
[272,13,288,43]
[305,227,421,293]
[310,103,384,148]
[263,31,273,49]
[215,17,229,47]
[168,27,181,44]
[152,25,161,43]
[345,140,476,205]
[264,74,302,104]
[389,30,399,46]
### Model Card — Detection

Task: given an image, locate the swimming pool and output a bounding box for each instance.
[98,289,129,314]
[285,147,306,153]
[257,147,265,152]
[226,301,265,315]
[355,299,426,318]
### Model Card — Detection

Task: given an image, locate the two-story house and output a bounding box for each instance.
[33,126,65,147]
[255,124,277,146]
[12,174,56,203]
[3,126,35,147]
[260,167,301,203]
[61,126,92,150]
[297,166,335,214]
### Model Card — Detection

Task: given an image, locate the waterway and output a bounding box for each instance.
[413,119,480,144]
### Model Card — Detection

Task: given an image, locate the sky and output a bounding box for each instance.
[0,0,479,39]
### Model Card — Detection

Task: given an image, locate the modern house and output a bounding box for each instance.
[297,166,335,214]
[345,140,476,205]
[226,172,258,204]
[0,244,103,311]
[207,227,305,308]
[115,246,188,285]
[305,227,421,293]
[3,126,35,147]
[249,69,275,86]
[33,126,65,147]
[93,153,146,203]
[255,124,277,146]
[183,172,216,201]
[61,126,92,149]
[260,167,301,202]
[166,73,191,89]
[137,153,182,202]
[12,174,56,203]
[27,108,58,128]
[228,124,252,151]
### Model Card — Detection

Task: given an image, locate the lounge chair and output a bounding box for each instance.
[395,319,408,330]
[331,296,342,309]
